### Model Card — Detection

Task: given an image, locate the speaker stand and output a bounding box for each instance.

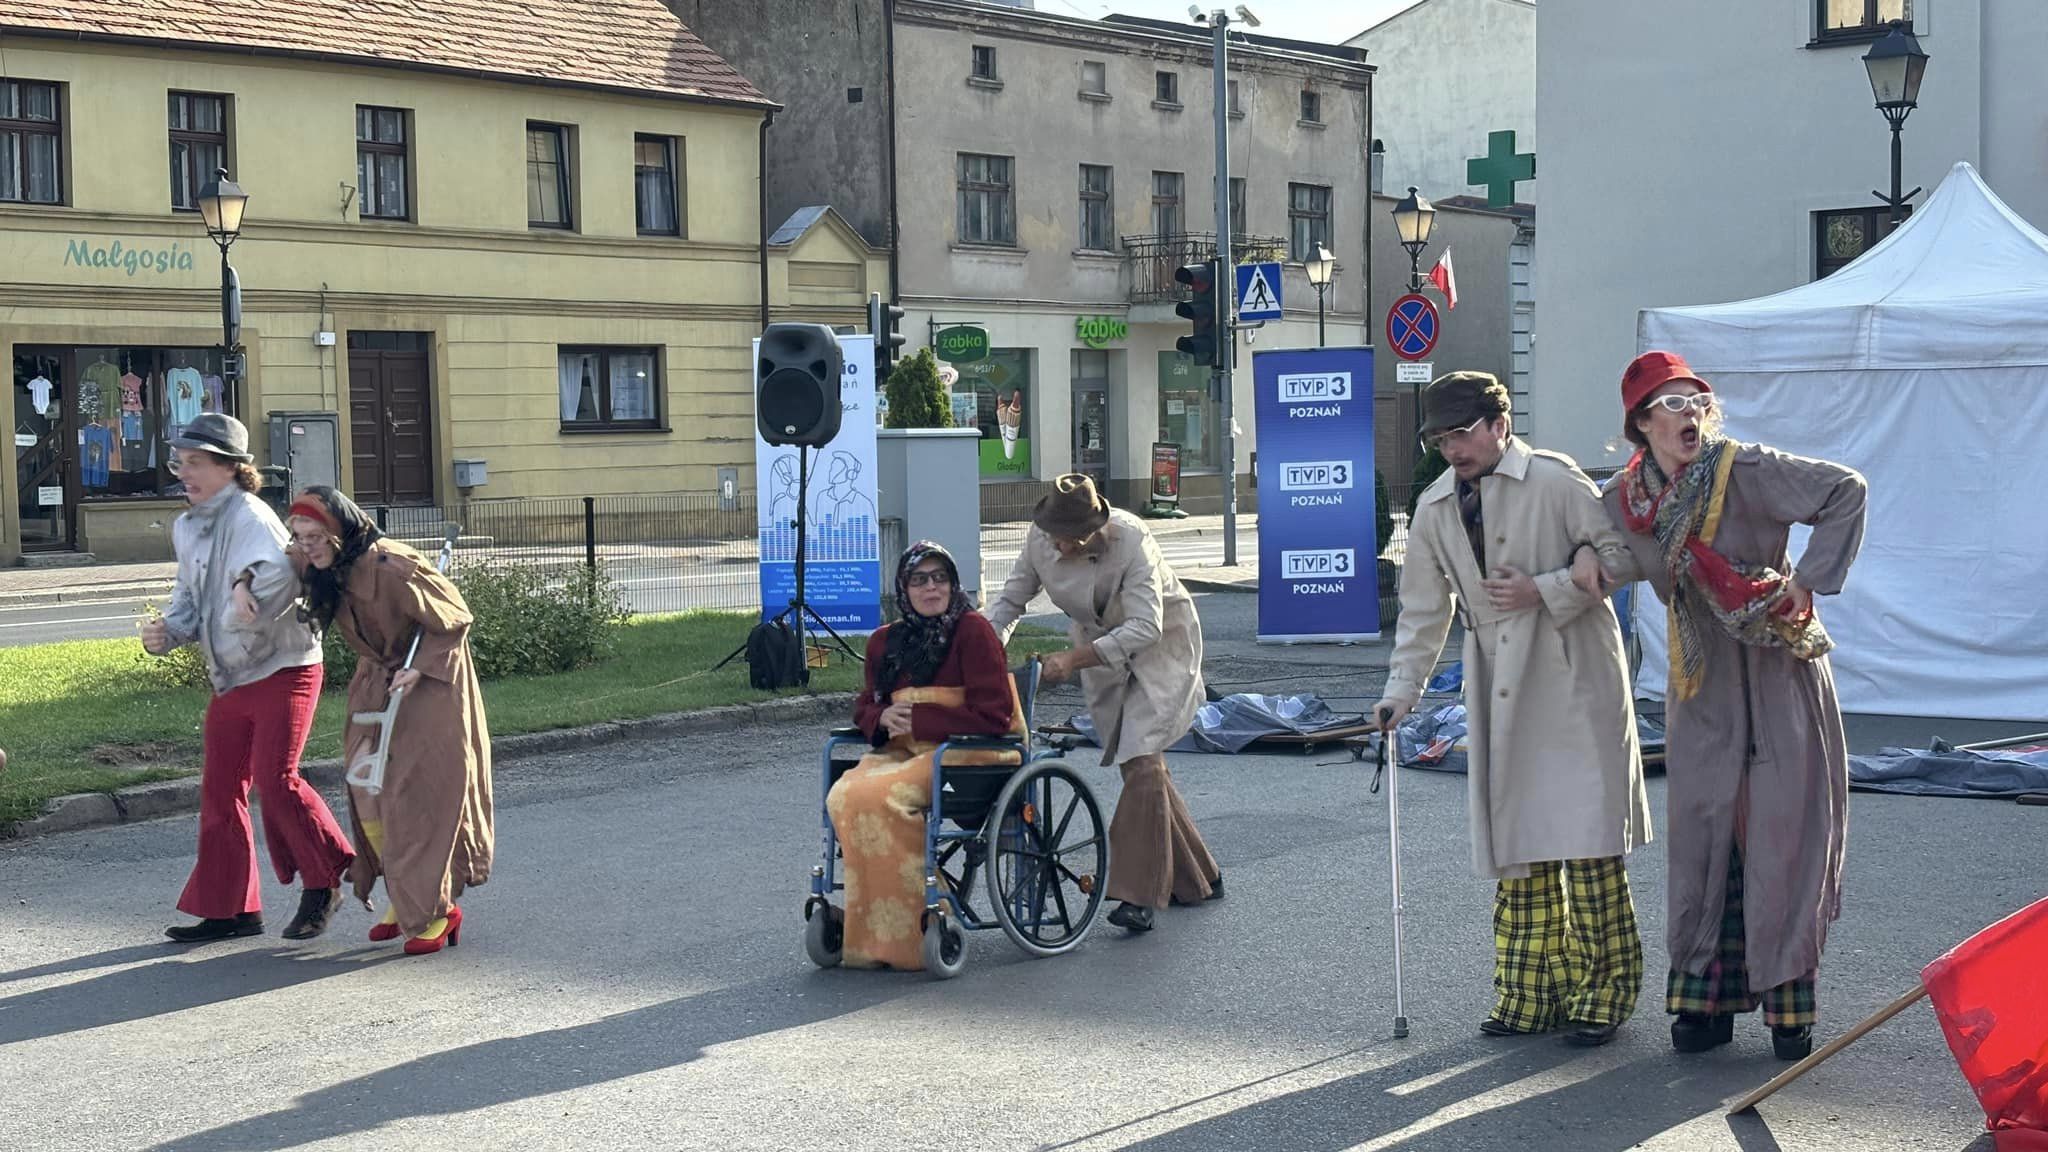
[717,443,865,673]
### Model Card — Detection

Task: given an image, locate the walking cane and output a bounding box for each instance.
[346,525,460,796]
[1373,708,1411,1039]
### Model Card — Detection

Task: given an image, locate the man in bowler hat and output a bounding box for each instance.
[1375,372,1652,1046]
[986,474,1221,933]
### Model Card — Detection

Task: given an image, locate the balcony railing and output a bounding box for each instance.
[1122,232,1289,303]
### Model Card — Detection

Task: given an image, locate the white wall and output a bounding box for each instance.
[1533,0,2020,467]
[1350,0,1536,204]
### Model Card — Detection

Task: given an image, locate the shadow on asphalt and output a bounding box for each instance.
[0,944,397,1046]
[0,942,171,986]
[138,970,913,1152]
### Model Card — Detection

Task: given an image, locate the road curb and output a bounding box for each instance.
[1,691,857,841]
[1181,576,1258,595]
[0,581,176,610]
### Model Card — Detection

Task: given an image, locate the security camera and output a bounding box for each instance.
[1189,5,1206,21]
[1236,5,1261,26]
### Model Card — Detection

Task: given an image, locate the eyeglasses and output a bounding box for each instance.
[905,571,952,588]
[1644,393,1715,416]
[290,533,329,549]
[1419,416,1493,454]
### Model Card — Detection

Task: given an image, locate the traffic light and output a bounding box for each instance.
[1175,259,1223,368]
[869,292,907,378]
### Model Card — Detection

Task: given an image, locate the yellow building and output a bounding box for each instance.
[0,0,884,562]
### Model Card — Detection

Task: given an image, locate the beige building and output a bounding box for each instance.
[891,2,1374,515]
[1,0,883,563]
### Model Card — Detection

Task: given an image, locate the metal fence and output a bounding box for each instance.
[1122,232,1289,303]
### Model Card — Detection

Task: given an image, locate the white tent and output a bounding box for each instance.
[1631,162,2048,721]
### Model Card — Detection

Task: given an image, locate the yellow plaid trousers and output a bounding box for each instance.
[1491,856,1644,1032]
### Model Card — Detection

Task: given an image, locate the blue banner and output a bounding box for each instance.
[1252,346,1380,643]
[754,334,883,632]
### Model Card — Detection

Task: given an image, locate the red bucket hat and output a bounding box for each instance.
[1622,350,1711,413]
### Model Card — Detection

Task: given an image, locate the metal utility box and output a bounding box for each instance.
[266,412,341,495]
[453,458,488,489]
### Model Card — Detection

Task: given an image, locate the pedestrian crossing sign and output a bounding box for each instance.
[1236,261,1283,322]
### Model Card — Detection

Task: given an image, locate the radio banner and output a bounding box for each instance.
[1251,346,1380,643]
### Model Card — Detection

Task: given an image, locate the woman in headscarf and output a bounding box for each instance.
[286,486,494,956]
[1575,351,1866,1061]
[828,541,1022,970]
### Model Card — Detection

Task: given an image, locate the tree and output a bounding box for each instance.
[1411,446,1449,514]
[1375,469,1395,556]
[882,349,951,429]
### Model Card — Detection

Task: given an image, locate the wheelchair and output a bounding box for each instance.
[802,659,1109,979]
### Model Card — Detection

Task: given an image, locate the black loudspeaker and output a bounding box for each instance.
[756,323,844,447]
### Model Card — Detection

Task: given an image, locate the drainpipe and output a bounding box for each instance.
[759,109,774,330]
[883,0,901,303]
[1362,77,1375,349]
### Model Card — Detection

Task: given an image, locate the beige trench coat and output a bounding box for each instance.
[1384,439,1652,880]
[986,509,1205,766]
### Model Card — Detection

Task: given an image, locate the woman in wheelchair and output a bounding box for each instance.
[829,541,1024,970]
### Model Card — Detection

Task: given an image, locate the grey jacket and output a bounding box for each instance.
[163,487,322,694]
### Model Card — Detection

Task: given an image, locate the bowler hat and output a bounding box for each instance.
[1622,351,1711,413]
[168,412,254,463]
[1032,473,1112,540]
[1419,371,1510,437]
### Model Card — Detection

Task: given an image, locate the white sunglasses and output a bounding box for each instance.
[1644,393,1715,415]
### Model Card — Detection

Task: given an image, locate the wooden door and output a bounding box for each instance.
[347,332,434,506]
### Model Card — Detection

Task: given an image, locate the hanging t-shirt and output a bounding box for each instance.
[166,367,204,427]
[119,372,144,412]
[28,375,52,416]
[80,424,116,488]
[202,375,225,413]
[122,411,144,442]
[80,360,121,423]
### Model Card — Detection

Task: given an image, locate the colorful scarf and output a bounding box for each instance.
[872,540,972,706]
[1619,438,1833,700]
[290,485,383,633]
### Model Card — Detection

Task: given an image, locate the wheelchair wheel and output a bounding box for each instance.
[921,914,967,979]
[984,759,1109,958]
[804,902,843,969]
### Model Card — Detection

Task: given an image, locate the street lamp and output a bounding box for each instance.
[1305,244,1335,347]
[1863,20,1928,225]
[1391,186,1436,291]
[196,168,248,387]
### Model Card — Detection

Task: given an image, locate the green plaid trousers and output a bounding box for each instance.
[1491,856,1644,1032]
[1666,845,1818,1027]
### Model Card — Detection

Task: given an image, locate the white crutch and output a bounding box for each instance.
[1372,707,1410,1039]
[346,525,460,796]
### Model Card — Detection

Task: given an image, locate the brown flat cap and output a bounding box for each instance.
[1032,473,1112,540]
[1420,371,1511,437]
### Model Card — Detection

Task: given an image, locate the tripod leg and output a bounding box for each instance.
[712,603,801,671]
[802,604,867,663]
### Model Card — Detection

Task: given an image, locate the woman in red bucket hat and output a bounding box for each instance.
[1574,350,1869,1061]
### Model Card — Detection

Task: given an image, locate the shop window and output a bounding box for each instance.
[0,79,63,205]
[1157,351,1219,471]
[955,348,1034,479]
[12,346,236,503]
[558,347,661,430]
[169,92,229,212]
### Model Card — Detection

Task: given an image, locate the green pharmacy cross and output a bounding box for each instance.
[1467,130,1534,209]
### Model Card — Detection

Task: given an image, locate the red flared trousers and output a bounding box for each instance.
[177,663,353,919]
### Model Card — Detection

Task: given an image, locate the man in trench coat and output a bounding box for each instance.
[986,473,1222,935]
[1375,372,1653,1047]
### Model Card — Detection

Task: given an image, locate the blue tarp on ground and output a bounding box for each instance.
[1849,747,2048,798]
[1067,693,1362,754]
[1392,704,1667,775]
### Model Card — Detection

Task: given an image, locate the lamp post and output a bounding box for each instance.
[1305,243,1336,347]
[196,167,249,389]
[1863,20,1928,225]
[1390,187,1437,443]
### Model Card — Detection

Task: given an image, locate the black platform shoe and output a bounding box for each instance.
[1563,1022,1621,1047]
[1106,902,1155,932]
[281,887,342,941]
[1772,1025,1814,1061]
[165,912,263,944]
[1671,1012,1735,1053]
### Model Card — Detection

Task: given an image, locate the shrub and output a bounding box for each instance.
[1375,469,1395,556]
[882,348,951,429]
[1411,446,1449,513]
[455,560,630,681]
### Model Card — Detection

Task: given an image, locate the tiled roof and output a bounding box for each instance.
[0,0,770,107]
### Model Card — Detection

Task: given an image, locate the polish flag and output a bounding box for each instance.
[1426,248,1458,311]
[1922,895,2048,1148]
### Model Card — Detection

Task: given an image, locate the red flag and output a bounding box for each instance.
[1426,248,1458,310]
[1922,896,2048,1149]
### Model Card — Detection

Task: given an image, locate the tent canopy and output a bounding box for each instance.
[1632,163,2048,722]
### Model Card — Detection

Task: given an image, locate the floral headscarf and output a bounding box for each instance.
[871,540,971,705]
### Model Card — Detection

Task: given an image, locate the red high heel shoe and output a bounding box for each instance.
[402,905,462,955]
[368,917,401,943]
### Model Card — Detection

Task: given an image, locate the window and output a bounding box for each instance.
[527,122,574,229]
[559,347,661,429]
[1080,60,1108,96]
[1228,78,1244,118]
[971,45,999,81]
[0,80,62,205]
[1158,352,1220,471]
[1815,206,1906,278]
[1155,71,1180,106]
[1288,182,1332,262]
[1818,0,1910,39]
[1229,177,1246,234]
[1078,164,1114,251]
[956,153,1015,246]
[1152,171,1184,237]
[355,105,409,220]
[168,93,228,212]
[1300,88,1323,124]
[634,134,680,236]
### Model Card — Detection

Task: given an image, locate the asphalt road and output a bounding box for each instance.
[2,594,2042,1151]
